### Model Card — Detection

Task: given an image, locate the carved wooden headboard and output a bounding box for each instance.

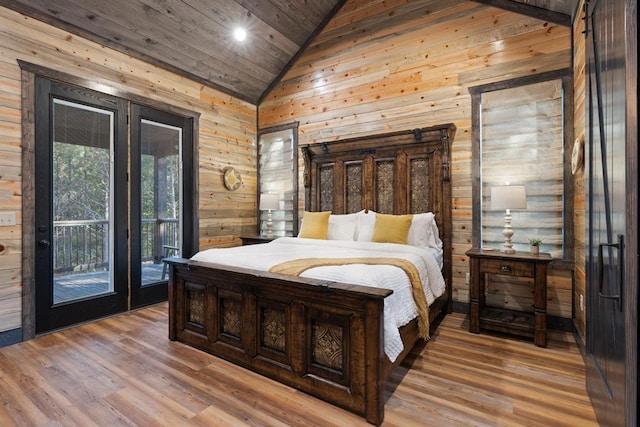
[300,123,456,310]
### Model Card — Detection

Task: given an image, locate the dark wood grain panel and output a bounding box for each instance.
[472,0,573,26]
[20,69,36,340]
[237,0,322,44]
[479,258,535,277]
[623,0,638,424]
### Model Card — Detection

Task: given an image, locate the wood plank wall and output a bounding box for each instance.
[573,0,587,338]
[0,0,584,335]
[259,0,573,318]
[0,6,257,334]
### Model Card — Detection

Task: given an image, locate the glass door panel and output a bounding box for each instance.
[130,104,193,309]
[140,119,182,286]
[52,99,115,303]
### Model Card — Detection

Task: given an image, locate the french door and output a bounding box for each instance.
[130,105,194,308]
[35,79,195,332]
[35,79,128,332]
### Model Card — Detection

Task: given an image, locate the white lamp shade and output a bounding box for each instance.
[491,185,527,210]
[259,193,279,211]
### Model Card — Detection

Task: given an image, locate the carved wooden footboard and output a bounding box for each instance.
[166,258,397,425]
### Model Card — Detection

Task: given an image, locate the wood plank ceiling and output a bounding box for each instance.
[0,0,577,105]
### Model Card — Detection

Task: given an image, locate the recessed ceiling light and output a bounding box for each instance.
[233,27,247,42]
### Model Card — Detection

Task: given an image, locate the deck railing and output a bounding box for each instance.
[53,218,178,273]
[141,218,179,263]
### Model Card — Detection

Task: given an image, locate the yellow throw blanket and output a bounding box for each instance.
[269,257,430,339]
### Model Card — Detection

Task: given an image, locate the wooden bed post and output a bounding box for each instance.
[167,263,177,341]
[364,298,385,425]
[440,127,454,313]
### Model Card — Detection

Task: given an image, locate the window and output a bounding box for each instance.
[257,123,299,236]
[470,71,573,261]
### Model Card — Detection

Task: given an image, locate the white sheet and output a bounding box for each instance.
[191,237,445,362]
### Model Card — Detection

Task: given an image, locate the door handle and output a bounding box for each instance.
[38,239,51,248]
[598,234,624,311]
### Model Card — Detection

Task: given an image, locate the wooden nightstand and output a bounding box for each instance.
[240,235,277,245]
[466,248,553,347]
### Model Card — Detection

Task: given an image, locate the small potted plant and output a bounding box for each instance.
[529,238,542,255]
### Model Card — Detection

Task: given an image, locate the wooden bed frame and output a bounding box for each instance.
[165,123,455,425]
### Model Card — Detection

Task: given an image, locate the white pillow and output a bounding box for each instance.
[407,212,442,250]
[326,213,359,240]
[356,210,377,241]
[355,211,442,249]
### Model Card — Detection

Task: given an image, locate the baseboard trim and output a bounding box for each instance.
[452,301,469,314]
[0,328,23,348]
[572,318,588,359]
[548,315,576,333]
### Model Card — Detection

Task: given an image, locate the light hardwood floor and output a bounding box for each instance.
[0,304,598,426]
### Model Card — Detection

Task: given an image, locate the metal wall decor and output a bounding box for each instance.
[223,167,242,191]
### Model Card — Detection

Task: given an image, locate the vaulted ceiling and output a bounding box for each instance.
[0,0,577,105]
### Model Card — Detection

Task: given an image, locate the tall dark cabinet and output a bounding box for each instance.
[584,0,637,426]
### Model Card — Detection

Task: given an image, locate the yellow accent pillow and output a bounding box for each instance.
[371,214,414,244]
[298,211,331,239]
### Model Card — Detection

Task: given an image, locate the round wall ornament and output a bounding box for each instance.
[223,167,242,191]
[571,136,584,175]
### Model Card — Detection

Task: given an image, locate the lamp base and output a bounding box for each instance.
[501,209,516,254]
[265,211,274,238]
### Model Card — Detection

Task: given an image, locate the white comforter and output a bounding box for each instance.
[191,237,445,362]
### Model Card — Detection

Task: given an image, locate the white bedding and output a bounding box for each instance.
[191,237,445,362]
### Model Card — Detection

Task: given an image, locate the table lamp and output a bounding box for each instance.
[491,185,527,254]
[259,193,279,237]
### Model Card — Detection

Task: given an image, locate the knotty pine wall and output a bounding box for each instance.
[0,6,257,334]
[259,0,574,318]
